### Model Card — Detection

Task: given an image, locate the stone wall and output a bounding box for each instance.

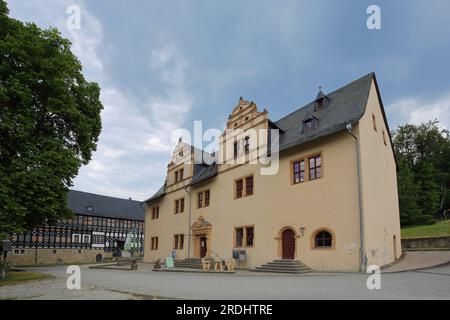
[6,248,113,266]
[402,236,450,250]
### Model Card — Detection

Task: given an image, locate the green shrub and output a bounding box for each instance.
[416,215,438,226]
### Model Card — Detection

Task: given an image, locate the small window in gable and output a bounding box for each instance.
[244,136,250,153]
[372,114,377,132]
[303,119,316,133]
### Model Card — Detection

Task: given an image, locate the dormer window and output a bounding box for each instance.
[314,88,329,111]
[86,205,93,213]
[303,119,316,133]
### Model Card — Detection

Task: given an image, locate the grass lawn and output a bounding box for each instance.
[0,271,52,287]
[401,220,450,239]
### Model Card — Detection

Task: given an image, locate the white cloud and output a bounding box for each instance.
[9,0,103,81]
[388,93,450,130]
[9,1,193,200]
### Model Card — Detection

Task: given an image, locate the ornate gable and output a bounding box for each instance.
[226,97,266,129]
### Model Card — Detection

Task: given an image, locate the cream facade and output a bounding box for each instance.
[144,73,401,272]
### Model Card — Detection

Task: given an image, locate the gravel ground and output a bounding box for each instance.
[0,277,149,300]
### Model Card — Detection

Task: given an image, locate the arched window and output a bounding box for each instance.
[314,231,333,248]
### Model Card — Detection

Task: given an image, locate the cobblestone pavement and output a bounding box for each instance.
[1,262,449,300]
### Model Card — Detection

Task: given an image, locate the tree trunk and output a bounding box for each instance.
[440,181,446,211]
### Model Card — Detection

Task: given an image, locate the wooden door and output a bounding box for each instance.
[282,229,295,259]
[200,237,207,258]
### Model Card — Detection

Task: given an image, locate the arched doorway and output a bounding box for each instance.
[95,254,103,263]
[200,237,207,258]
[393,235,397,261]
[282,229,296,259]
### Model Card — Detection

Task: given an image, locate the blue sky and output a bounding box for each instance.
[8,0,450,200]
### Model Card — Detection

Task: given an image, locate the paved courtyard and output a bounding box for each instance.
[1,261,450,300]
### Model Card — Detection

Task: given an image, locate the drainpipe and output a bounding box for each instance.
[346,123,367,272]
[184,185,192,259]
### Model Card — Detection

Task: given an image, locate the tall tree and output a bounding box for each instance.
[0,0,103,233]
[397,158,421,225]
[415,162,440,217]
[393,120,450,225]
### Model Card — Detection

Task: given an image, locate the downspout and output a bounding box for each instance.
[184,185,192,259]
[346,123,367,272]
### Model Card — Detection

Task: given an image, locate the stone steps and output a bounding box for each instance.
[173,258,203,269]
[253,259,313,274]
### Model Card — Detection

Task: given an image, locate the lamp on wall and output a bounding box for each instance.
[300,227,306,237]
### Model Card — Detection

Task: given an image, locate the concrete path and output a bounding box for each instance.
[383,251,450,273]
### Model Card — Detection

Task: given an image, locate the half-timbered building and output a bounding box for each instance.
[7,190,145,265]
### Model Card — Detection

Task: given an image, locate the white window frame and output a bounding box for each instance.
[72,234,81,243]
[82,234,91,244]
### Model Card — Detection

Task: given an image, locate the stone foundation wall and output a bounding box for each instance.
[7,248,113,266]
[402,236,450,250]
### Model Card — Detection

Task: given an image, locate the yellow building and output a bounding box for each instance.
[143,73,401,272]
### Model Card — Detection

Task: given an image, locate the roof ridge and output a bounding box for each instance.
[275,72,375,124]
[70,189,140,203]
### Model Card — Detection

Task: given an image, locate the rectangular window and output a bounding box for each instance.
[198,190,210,208]
[92,234,105,244]
[179,234,184,250]
[235,228,243,247]
[204,190,210,207]
[372,114,377,132]
[174,234,184,250]
[235,179,243,199]
[234,141,239,158]
[174,169,184,183]
[175,199,184,214]
[309,155,322,180]
[152,206,159,220]
[245,176,254,196]
[293,160,305,184]
[198,192,203,208]
[151,237,158,250]
[82,235,91,244]
[246,226,254,247]
[72,234,81,244]
[244,136,250,153]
